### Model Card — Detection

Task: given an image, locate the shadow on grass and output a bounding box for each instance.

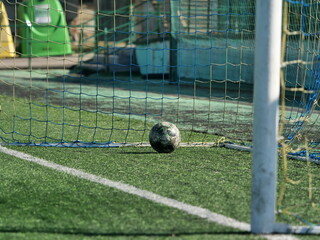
[119,151,159,154]
[0,229,250,238]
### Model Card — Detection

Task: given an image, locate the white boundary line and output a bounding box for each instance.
[0,145,299,240]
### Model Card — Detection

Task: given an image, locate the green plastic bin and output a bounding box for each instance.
[18,0,72,57]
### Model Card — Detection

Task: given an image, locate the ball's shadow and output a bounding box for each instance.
[119,151,159,154]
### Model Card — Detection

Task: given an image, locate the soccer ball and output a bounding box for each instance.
[149,122,181,153]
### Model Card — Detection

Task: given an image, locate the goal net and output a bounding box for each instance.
[0,0,256,147]
[276,0,320,232]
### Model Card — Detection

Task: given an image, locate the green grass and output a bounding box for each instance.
[2,83,320,240]
[2,144,320,240]
[4,146,253,222]
[0,233,265,240]
[1,90,253,239]
[0,145,264,240]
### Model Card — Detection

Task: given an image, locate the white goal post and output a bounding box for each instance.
[251,0,282,234]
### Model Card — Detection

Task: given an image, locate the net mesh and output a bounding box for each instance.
[278,0,320,227]
[0,0,256,146]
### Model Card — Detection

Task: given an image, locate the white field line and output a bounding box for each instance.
[264,236,299,240]
[0,145,300,240]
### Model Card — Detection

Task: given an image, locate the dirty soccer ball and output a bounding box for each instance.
[149,122,181,153]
